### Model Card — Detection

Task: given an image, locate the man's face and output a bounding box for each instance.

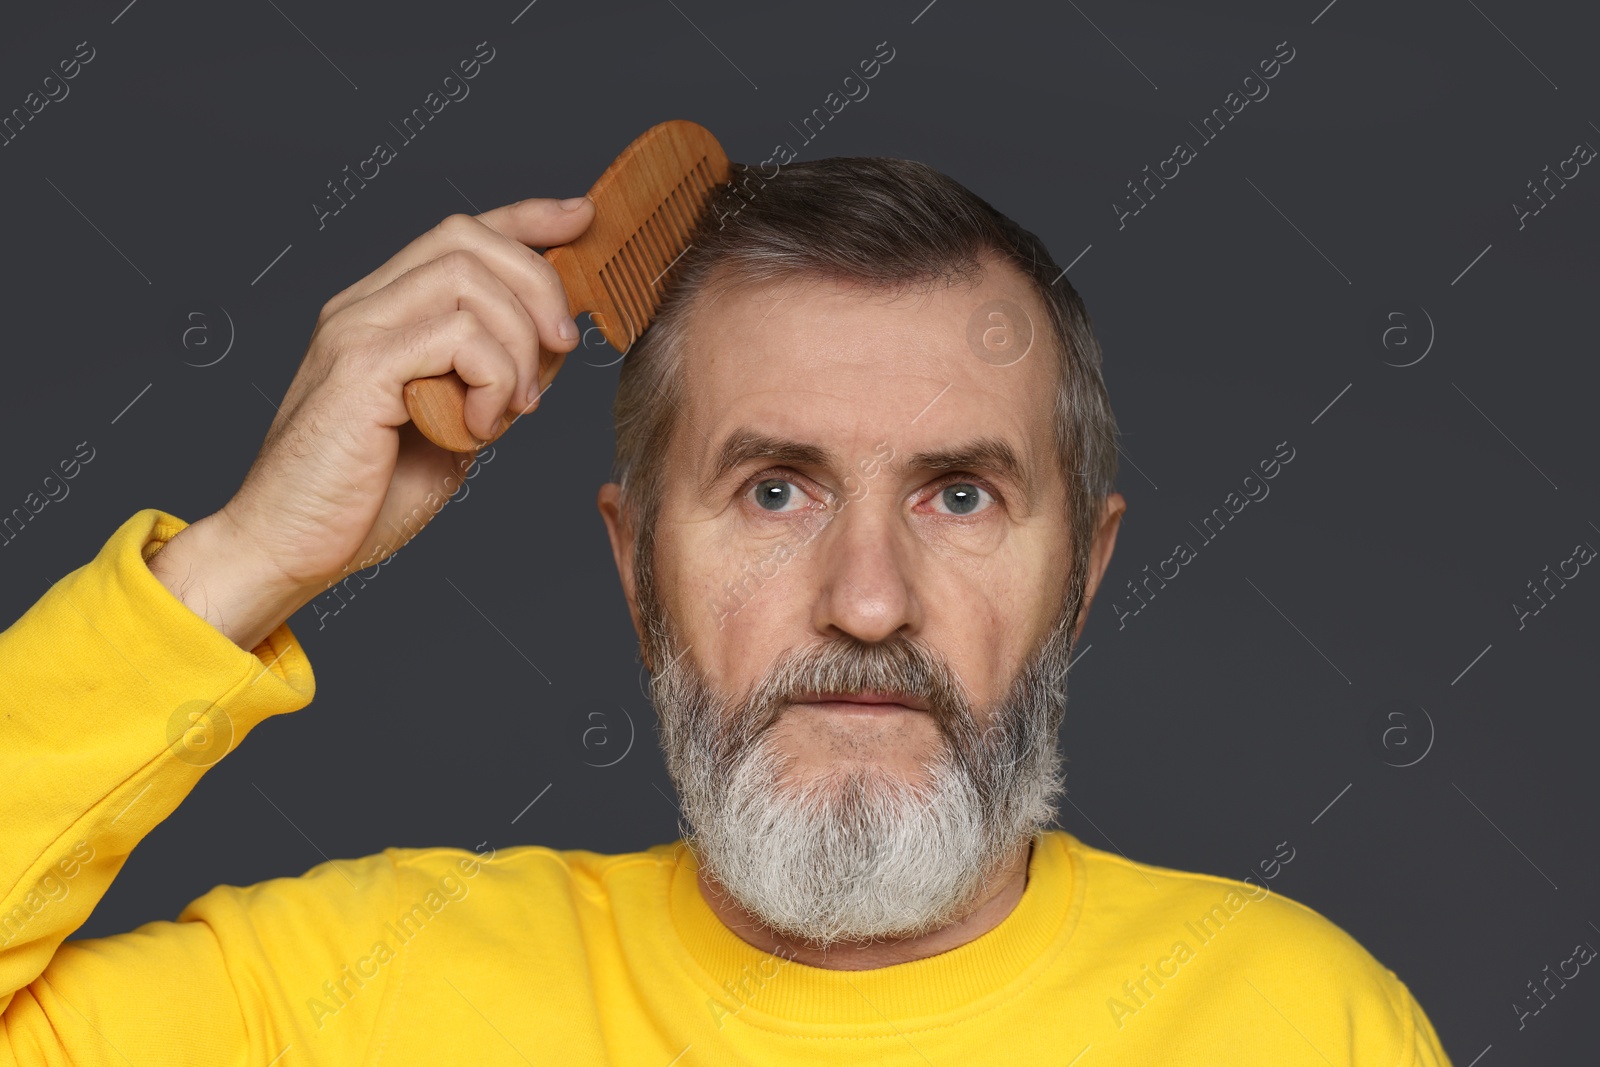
[657,262,1073,776]
[599,259,1123,945]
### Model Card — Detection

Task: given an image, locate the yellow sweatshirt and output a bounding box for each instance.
[0,508,1453,1066]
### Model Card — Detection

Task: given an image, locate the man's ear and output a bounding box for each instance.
[1072,491,1127,644]
[597,483,645,646]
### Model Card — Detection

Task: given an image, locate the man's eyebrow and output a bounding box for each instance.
[904,438,1035,502]
[699,428,1036,505]
[699,429,838,500]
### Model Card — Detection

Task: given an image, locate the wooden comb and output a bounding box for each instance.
[403,119,732,452]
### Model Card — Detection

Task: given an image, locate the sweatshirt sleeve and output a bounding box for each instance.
[0,509,397,1066]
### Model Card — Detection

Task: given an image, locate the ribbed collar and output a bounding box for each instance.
[663,830,1084,1028]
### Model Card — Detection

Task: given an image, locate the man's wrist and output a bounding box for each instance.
[147,512,313,652]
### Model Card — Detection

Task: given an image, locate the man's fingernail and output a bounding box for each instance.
[557,316,578,340]
[559,196,589,211]
[526,380,543,408]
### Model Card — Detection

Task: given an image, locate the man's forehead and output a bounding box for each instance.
[667,264,1061,501]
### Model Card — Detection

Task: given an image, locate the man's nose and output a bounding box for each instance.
[808,502,922,644]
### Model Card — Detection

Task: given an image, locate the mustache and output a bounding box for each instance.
[704,635,983,767]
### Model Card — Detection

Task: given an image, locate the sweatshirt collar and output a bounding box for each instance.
[664,830,1083,1027]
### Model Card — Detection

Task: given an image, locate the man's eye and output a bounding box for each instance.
[928,482,993,516]
[748,477,815,513]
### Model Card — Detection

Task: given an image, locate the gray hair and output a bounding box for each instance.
[610,156,1120,649]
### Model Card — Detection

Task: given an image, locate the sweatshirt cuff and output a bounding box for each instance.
[38,507,318,765]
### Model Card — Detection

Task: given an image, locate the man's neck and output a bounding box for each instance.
[695,840,1034,971]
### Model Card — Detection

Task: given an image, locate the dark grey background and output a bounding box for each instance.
[3,0,1596,1061]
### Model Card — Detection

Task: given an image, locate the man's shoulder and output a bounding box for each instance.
[380,839,683,902]
[1049,831,1419,1020]
[193,839,683,923]
[1045,832,1448,1063]
[1057,831,1380,958]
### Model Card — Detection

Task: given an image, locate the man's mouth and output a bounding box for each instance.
[790,690,930,715]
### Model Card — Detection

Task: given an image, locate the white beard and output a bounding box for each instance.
[684,731,1009,945]
[648,611,1077,948]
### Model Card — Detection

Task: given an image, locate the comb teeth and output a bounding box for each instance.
[598,156,720,348]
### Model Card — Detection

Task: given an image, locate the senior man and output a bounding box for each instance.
[0,157,1451,1064]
